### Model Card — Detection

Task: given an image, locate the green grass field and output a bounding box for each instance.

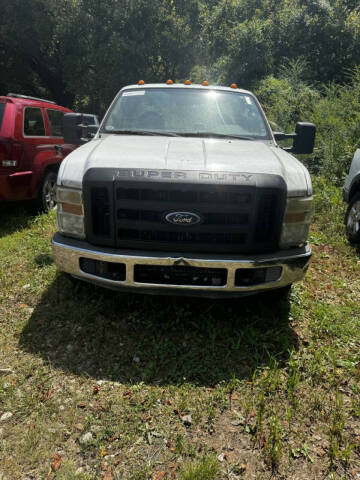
[0,177,359,479]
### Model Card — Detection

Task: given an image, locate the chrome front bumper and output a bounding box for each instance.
[52,233,311,297]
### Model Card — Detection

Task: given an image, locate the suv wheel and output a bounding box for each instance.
[345,193,360,244]
[35,171,58,212]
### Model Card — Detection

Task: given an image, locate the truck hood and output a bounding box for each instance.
[59,135,311,196]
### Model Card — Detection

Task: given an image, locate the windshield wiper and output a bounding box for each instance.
[104,129,180,137]
[179,132,255,141]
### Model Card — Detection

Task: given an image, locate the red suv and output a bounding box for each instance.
[0,94,76,211]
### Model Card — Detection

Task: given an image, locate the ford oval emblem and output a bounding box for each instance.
[165,211,201,226]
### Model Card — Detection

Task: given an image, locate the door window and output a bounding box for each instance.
[23,107,46,136]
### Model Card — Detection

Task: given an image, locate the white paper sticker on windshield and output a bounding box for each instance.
[123,90,145,96]
[245,96,253,105]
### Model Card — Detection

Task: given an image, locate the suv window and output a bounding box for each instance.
[0,103,6,131]
[24,107,46,136]
[47,109,64,137]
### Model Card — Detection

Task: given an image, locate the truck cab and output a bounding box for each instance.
[52,82,315,297]
[0,94,75,210]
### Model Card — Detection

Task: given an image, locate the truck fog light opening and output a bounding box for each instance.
[79,258,126,281]
[235,266,282,287]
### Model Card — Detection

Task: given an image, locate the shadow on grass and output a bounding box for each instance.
[20,273,298,386]
[0,201,36,238]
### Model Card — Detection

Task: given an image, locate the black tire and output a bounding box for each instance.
[265,284,292,301]
[34,170,58,212]
[276,284,292,298]
[345,193,360,245]
[64,273,81,287]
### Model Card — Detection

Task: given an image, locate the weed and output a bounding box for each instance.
[328,391,354,470]
[264,415,283,470]
[255,392,266,437]
[131,466,153,480]
[178,455,219,480]
[286,350,300,407]
[175,434,196,458]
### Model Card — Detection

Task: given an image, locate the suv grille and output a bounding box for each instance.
[83,169,286,254]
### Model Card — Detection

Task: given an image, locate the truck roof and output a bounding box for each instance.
[121,83,253,95]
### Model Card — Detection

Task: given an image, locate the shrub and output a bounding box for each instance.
[256,64,360,184]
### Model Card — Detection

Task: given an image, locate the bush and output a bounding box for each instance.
[256,64,360,184]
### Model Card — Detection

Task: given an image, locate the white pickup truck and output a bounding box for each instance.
[52,82,315,297]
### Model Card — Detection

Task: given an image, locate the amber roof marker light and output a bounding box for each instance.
[202,81,209,86]
[166,79,174,85]
[138,80,145,85]
[230,83,238,89]
[184,80,192,85]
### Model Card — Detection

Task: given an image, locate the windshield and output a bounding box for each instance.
[103,88,270,139]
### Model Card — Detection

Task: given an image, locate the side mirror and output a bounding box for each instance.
[62,113,100,145]
[292,122,316,154]
[274,122,316,155]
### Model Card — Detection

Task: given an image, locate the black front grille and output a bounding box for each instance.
[91,187,111,236]
[117,209,249,226]
[83,168,287,254]
[116,187,251,205]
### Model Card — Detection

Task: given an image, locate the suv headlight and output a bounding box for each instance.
[56,186,85,239]
[280,196,312,248]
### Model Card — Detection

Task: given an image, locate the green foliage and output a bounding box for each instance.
[201,0,360,88]
[0,0,201,113]
[309,69,360,182]
[264,415,283,469]
[256,59,320,129]
[256,65,360,182]
[1,0,360,182]
[178,455,219,480]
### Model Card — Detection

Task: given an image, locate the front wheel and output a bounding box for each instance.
[345,193,360,245]
[260,284,292,303]
[35,170,58,212]
[272,284,292,300]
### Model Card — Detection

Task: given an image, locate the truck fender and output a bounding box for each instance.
[31,148,63,194]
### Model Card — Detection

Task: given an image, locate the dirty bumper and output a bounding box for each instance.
[52,233,311,297]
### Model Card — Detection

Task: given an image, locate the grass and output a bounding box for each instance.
[0,177,359,479]
[178,455,219,480]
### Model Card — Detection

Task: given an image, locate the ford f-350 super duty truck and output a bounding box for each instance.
[52,82,315,297]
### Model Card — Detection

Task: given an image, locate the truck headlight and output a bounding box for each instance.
[56,186,85,239]
[280,196,312,248]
